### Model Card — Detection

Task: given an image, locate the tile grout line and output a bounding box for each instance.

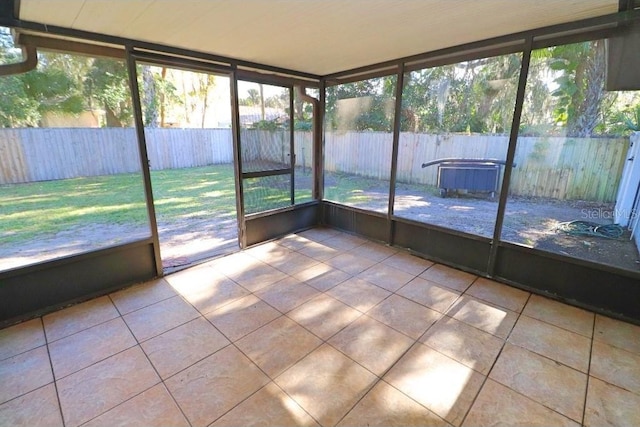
[229,238,359,417]
[50,239,416,423]
[205,339,323,427]
[457,290,531,427]
[34,313,68,427]
[175,234,473,425]
[518,306,595,340]
[458,290,589,426]
[333,311,453,427]
[581,313,597,427]
[43,326,67,427]
[107,293,195,427]
[11,229,627,426]
[43,314,120,346]
[331,267,472,426]
[219,249,411,426]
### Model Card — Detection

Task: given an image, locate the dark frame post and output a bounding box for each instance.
[289,86,296,205]
[487,37,533,275]
[230,70,246,248]
[388,63,405,245]
[126,45,162,276]
[316,80,326,202]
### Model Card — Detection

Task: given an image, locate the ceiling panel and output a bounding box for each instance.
[72,0,155,35]
[18,0,85,28]
[17,0,619,76]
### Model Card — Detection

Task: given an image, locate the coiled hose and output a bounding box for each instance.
[556,220,624,239]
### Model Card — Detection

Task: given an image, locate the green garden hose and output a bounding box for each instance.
[556,220,624,239]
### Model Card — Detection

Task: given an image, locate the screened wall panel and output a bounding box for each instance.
[238,80,315,216]
[293,87,315,204]
[393,53,522,238]
[137,64,238,270]
[243,175,292,215]
[238,81,291,173]
[0,44,151,272]
[502,39,640,273]
[323,76,397,213]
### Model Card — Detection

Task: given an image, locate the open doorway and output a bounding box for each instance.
[136,63,238,271]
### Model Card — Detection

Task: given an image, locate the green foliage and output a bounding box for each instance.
[22,68,85,115]
[0,74,40,127]
[401,55,520,134]
[325,76,397,132]
[294,120,312,131]
[623,105,640,132]
[85,58,133,127]
[545,41,606,137]
[251,119,284,130]
[1,25,135,128]
[325,43,635,139]
[0,34,86,127]
[601,101,640,135]
[240,88,261,106]
[522,40,635,138]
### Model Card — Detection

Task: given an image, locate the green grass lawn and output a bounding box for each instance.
[1,163,410,247]
[1,173,149,244]
[150,164,237,220]
[0,165,238,244]
[0,164,347,245]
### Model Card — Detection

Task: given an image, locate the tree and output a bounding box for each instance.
[400,55,521,134]
[519,40,636,137]
[141,65,158,127]
[294,89,313,131]
[21,63,85,117]
[85,58,133,127]
[0,58,85,127]
[547,41,607,137]
[176,71,216,128]
[0,74,40,127]
[240,88,260,106]
[0,30,86,127]
[151,68,181,127]
[196,74,216,128]
[325,76,397,132]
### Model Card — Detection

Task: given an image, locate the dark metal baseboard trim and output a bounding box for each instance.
[0,242,157,326]
[245,203,319,247]
[322,202,640,324]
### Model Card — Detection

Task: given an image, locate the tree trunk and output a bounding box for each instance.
[200,74,215,128]
[567,40,606,137]
[104,103,122,127]
[142,65,158,127]
[259,83,265,121]
[160,67,167,127]
[201,84,209,128]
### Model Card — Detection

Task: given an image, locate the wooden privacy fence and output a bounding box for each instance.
[324,132,629,203]
[0,128,233,184]
[0,128,312,184]
[0,128,629,202]
[145,128,232,169]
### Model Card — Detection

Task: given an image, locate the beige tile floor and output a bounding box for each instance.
[2,227,640,427]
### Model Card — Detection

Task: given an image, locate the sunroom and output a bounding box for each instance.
[1,1,640,426]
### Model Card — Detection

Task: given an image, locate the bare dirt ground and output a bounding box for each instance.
[327,179,640,271]
[395,190,640,271]
[157,217,238,271]
[0,219,239,273]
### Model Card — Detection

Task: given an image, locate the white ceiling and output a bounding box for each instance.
[18,0,618,76]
